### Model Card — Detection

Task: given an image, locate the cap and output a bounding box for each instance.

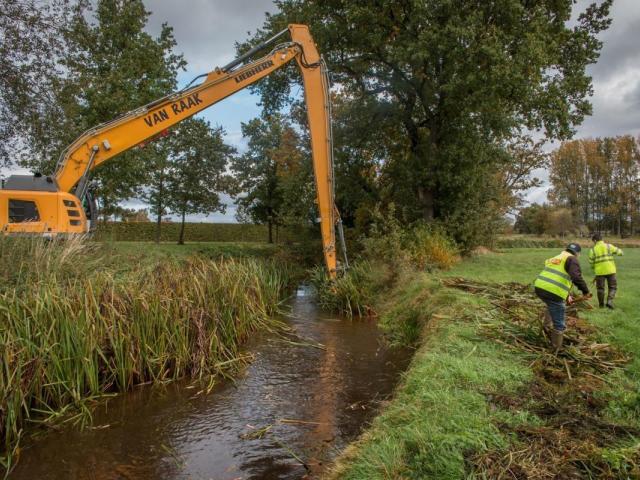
[566,243,581,254]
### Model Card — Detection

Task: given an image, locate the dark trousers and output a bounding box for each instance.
[595,274,617,306]
[535,289,566,331]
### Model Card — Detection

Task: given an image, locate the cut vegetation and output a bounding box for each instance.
[325,248,640,479]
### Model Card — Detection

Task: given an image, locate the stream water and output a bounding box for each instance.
[10,286,411,479]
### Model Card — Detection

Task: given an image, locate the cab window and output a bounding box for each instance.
[8,199,40,223]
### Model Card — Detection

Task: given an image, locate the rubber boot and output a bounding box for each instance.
[550,329,564,351]
[606,289,616,310]
[597,289,605,308]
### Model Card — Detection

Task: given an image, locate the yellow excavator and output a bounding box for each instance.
[0,24,347,277]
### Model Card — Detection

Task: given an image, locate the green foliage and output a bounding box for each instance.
[361,205,460,271]
[514,203,551,235]
[359,205,410,266]
[0,237,293,464]
[310,262,389,319]
[514,203,589,238]
[408,224,460,270]
[312,208,458,320]
[243,0,612,248]
[230,114,314,243]
[330,94,384,228]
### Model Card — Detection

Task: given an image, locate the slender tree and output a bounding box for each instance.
[141,137,172,243]
[165,119,234,245]
[230,115,308,243]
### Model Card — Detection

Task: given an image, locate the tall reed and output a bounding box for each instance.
[0,237,291,466]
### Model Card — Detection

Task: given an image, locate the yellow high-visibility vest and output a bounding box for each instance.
[589,241,622,276]
[534,251,573,300]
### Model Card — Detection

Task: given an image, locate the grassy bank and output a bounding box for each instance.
[0,237,293,469]
[110,240,279,261]
[329,248,640,479]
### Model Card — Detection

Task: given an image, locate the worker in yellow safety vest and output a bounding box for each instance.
[534,243,591,350]
[588,233,623,309]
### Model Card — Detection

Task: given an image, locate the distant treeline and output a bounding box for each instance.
[516,135,640,238]
[94,222,317,243]
[549,135,640,236]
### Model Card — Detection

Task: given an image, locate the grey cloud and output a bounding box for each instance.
[623,78,640,109]
[588,14,640,82]
[571,0,640,138]
[144,0,276,73]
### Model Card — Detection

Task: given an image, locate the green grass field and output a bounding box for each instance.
[330,248,640,479]
[109,241,278,261]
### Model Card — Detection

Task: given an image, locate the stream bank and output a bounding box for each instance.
[327,250,640,479]
[10,286,411,479]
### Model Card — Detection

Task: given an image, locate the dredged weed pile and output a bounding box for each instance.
[0,237,291,467]
[442,277,628,377]
[443,277,639,479]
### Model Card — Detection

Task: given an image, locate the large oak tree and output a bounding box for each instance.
[240,0,612,246]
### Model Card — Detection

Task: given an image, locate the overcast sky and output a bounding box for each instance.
[141,0,640,218]
[9,1,636,220]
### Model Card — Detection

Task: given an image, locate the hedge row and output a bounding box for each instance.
[496,238,566,249]
[94,222,317,243]
[496,238,640,249]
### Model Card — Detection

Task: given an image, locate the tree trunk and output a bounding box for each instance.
[155,173,164,244]
[617,215,621,238]
[417,186,435,221]
[267,219,273,244]
[178,209,186,245]
[155,211,162,244]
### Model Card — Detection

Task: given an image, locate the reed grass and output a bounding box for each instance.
[309,261,395,319]
[0,237,292,467]
[312,223,458,320]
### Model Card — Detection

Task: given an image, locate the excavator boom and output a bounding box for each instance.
[0,25,340,277]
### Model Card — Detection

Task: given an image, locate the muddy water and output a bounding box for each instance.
[11,286,410,480]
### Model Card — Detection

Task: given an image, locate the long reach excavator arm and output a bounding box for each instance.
[0,25,343,277]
